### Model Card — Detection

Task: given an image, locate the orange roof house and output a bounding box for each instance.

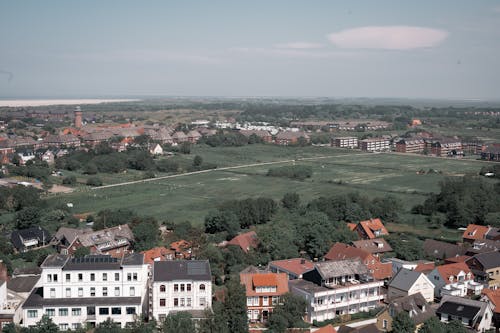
[324,243,392,280]
[482,288,500,313]
[314,325,338,333]
[463,224,490,243]
[170,239,192,259]
[347,223,357,231]
[435,262,474,284]
[240,271,289,323]
[141,246,175,265]
[227,231,259,253]
[269,258,314,279]
[355,218,389,240]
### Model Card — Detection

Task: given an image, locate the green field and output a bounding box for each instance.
[46,145,496,228]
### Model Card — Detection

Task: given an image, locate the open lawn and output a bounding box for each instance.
[45,145,496,229]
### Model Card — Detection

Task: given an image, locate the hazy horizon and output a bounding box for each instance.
[1,1,500,100]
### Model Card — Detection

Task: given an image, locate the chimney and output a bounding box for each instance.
[300,259,306,265]
[0,260,8,281]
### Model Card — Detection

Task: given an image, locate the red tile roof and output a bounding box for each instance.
[347,223,357,231]
[141,246,174,265]
[414,262,435,274]
[357,218,389,239]
[228,231,259,253]
[435,262,474,284]
[170,239,191,251]
[482,288,500,313]
[240,272,289,297]
[315,325,338,333]
[444,255,471,264]
[269,258,314,277]
[463,224,490,241]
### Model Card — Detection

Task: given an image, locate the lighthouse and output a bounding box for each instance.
[74,106,83,128]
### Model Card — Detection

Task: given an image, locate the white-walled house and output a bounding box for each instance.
[21,254,148,330]
[151,260,212,322]
[387,268,435,302]
[436,295,493,332]
[427,262,483,298]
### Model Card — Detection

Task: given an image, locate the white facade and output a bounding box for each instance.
[360,139,390,152]
[151,261,212,322]
[428,268,481,297]
[387,273,435,303]
[22,254,148,330]
[333,137,358,149]
[290,280,384,323]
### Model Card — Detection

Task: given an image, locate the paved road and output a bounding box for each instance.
[91,152,369,190]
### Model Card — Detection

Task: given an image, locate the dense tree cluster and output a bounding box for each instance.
[199,130,259,147]
[267,165,313,181]
[0,185,42,212]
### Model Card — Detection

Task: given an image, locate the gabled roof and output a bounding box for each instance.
[463,224,490,241]
[388,268,432,292]
[414,261,435,274]
[227,231,258,253]
[53,226,92,245]
[423,239,466,259]
[436,295,488,321]
[468,251,500,270]
[314,325,338,333]
[10,227,51,251]
[314,259,368,279]
[357,218,388,239]
[7,275,40,293]
[240,272,288,297]
[435,262,473,284]
[351,238,393,254]
[389,293,435,325]
[141,246,175,265]
[482,288,500,313]
[269,258,314,277]
[324,243,373,262]
[276,131,310,140]
[337,323,380,333]
[153,260,211,282]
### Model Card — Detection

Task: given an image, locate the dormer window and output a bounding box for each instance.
[449,276,454,282]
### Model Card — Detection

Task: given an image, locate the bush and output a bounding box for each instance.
[62,176,76,185]
[86,177,103,186]
[267,165,313,181]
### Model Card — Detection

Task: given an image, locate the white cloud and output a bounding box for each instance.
[273,42,324,49]
[327,26,449,50]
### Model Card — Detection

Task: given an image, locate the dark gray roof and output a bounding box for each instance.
[315,259,368,279]
[10,227,50,251]
[337,323,380,333]
[7,275,40,293]
[63,255,121,271]
[121,253,144,266]
[289,279,329,294]
[388,268,425,292]
[423,239,466,259]
[153,260,211,282]
[389,293,435,325]
[13,266,42,276]
[23,288,141,308]
[471,251,500,270]
[437,302,480,319]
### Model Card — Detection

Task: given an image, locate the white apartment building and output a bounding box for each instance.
[21,254,148,330]
[332,137,358,149]
[289,260,384,323]
[359,138,391,152]
[151,260,212,322]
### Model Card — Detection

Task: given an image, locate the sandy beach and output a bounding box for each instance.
[0,99,140,107]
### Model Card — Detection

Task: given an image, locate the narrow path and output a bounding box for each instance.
[92,151,369,190]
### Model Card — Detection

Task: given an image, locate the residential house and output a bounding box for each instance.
[332,137,358,149]
[376,293,434,332]
[240,271,288,323]
[359,138,390,152]
[436,295,493,332]
[275,131,310,146]
[172,132,188,144]
[141,247,175,267]
[481,145,500,161]
[431,138,463,157]
[21,253,148,330]
[42,134,81,148]
[149,143,163,155]
[324,243,392,280]
[268,258,314,280]
[395,138,426,154]
[463,224,491,244]
[468,239,500,255]
[52,225,134,258]
[169,240,192,260]
[427,262,483,297]
[337,323,381,333]
[313,324,338,333]
[423,239,466,260]
[383,258,434,276]
[10,227,51,253]
[481,288,500,329]
[387,268,434,302]
[40,150,55,165]
[351,239,392,257]
[355,219,389,240]
[151,260,211,322]
[17,150,36,165]
[239,130,273,143]
[466,251,500,288]
[81,132,114,147]
[227,231,259,253]
[186,130,202,143]
[289,259,384,323]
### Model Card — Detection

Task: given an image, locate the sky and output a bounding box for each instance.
[0,1,500,100]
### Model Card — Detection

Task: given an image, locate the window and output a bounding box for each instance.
[99,307,109,315]
[65,274,70,282]
[127,273,132,281]
[160,299,166,307]
[59,324,68,330]
[263,296,269,306]
[115,273,120,281]
[180,298,185,306]
[27,310,38,318]
[126,307,136,315]
[72,324,81,330]
[130,287,135,296]
[47,274,52,282]
[174,298,179,307]
[111,307,121,315]
[115,287,120,296]
[50,288,56,298]
[65,288,71,298]
[46,309,55,317]
[133,273,138,281]
[103,273,107,281]
[90,273,95,281]
[187,284,191,292]
[247,297,252,306]
[53,274,58,282]
[78,273,83,282]
[59,308,68,316]
[71,308,81,316]
[87,306,95,315]
[200,284,205,291]
[383,320,388,329]
[272,296,278,305]
[174,284,179,292]
[181,284,185,292]
[90,287,96,297]
[187,298,192,307]
[102,287,108,297]
[160,285,166,292]
[200,297,206,307]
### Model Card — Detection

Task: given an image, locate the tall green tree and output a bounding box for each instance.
[419,316,446,333]
[94,318,122,333]
[445,320,468,333]
[225,278,249,333]
[391,311,415,333]
[199,302,230,333]
[162,311,195,333]
[268,293,307,332]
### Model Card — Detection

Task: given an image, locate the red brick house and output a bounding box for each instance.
[355,218,389,240]
[227,231,259,253]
